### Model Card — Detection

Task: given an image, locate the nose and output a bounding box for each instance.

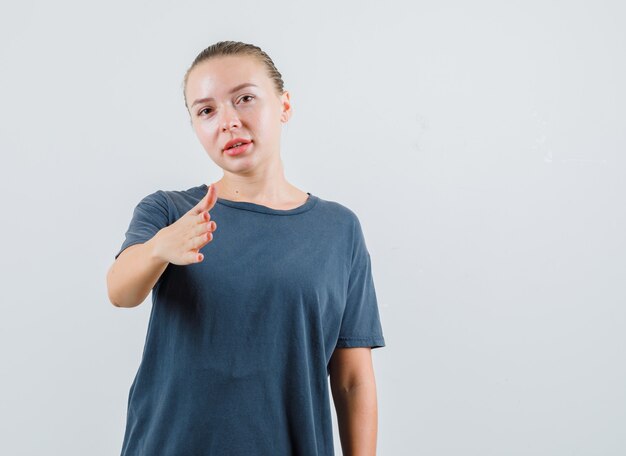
[220,104,242,132]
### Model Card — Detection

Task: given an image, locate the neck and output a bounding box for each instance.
[213,160,301,204]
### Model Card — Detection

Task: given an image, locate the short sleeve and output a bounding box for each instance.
[335,215,386,349]
[114,190,170,260]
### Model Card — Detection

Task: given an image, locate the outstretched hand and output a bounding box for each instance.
[151,184,218,265]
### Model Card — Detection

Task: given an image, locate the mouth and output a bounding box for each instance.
[224,141,252,156]
[223,138,252,151]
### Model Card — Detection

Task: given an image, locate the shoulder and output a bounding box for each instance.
[135,189,169,209]
[144,184,206,208]
[314,195,361,225]
[313,195,365,245]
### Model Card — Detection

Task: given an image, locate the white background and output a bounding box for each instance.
[1,0,624,454]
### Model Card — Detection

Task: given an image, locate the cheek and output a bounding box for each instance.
[193,123,221,155]
[196,122,217,142]
[254,106,281,134]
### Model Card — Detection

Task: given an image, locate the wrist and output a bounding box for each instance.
[146,233,166,264]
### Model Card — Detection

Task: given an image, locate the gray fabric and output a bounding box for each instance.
[115,184,386,455]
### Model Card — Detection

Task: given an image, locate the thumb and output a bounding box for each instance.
[193,183,217,214]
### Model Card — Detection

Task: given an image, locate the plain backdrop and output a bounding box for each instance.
[1,1,624,455]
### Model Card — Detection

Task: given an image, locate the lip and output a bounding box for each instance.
[224,141,252,156]
[223,137,252,151]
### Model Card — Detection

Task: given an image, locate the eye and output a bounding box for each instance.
[198,107,213,116]
[239,95,254,103]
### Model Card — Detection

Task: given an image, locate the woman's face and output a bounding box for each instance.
[185,55,291,174]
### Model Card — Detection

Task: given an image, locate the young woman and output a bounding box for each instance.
[107,40,386,455]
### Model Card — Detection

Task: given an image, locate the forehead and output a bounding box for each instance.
[186,55,269,97]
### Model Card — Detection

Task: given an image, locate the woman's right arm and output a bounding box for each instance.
[107,183,218,308]
[106,237,168,308]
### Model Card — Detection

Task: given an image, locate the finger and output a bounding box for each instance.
[190,220,215,239]
[188,250,204,263]
[197,210,212,224]
[194,220,216,236]
[192,183,218,215]
[190,230,213,249]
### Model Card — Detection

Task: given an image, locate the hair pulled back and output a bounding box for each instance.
[182,40,285,111]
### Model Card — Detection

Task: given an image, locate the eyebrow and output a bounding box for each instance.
[190,83,259,108]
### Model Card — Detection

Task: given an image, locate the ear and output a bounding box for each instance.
[280,90,292,123]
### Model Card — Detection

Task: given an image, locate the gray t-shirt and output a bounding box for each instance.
[115,184,386,455]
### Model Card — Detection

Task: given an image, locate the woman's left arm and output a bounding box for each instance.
[329,347,379,456]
